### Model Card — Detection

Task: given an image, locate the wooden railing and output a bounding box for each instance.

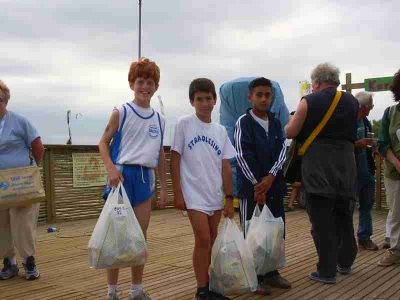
[37,145,387,224]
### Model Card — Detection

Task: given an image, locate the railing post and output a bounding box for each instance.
[44,148,56,223]
[375,154,382,210]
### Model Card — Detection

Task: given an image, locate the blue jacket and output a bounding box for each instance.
[219,77,289,196]
[234,109,287,200]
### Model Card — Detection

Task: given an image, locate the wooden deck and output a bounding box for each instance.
[1,208,399,300]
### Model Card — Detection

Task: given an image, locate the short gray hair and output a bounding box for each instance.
[355,91,373,106]
[0,80,10,102]
[311,63,340,86]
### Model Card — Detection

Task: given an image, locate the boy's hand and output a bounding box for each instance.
[157,187,168,208]
[254,174,275,194]
[224,199,234,218]
[173,191,186,211]
[254,191,266,205]
[107,167,124,187]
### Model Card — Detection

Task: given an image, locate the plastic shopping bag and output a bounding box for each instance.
[246,205,286,275]
[209,218,258,296]
[88,183,148,269]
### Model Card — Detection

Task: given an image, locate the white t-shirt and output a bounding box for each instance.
[110,102,165,168]
[171,114,237,210]
[250,110,269,135]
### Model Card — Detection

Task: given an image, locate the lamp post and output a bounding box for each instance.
[138,0,142,60]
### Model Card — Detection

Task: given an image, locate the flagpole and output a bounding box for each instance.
[138,0,142,60]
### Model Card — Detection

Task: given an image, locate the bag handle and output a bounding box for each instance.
[298,91,342,156]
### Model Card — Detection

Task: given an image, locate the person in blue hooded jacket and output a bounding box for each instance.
[220,77,289,198]
[234,77,290,295]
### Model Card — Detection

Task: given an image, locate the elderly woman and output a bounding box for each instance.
[377,69,400,266]
[0,80,44,280]
[285,63,359,284]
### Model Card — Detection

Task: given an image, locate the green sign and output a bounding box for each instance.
[364,77,393,92]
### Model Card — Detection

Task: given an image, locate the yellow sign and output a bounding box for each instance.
[72,153,107,187]
[299,80,312,98]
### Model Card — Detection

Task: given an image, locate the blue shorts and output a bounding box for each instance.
[102,164,155,207]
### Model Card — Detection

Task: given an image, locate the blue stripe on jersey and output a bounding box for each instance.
[110,105,127,164]
[156,112,164,165]
[126,102,155,119]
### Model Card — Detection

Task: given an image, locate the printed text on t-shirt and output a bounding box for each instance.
[187,135,222,155]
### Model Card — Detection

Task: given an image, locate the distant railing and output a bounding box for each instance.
[37,145,387,224]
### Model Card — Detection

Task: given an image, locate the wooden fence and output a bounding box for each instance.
[37,145,388,224]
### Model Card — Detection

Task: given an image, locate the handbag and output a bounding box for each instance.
[284,91,342,183]
[0,166,45,209]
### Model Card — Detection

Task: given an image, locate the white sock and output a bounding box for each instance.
[131,284,143,293]
[108,285,118,295]
[7,256,17,265]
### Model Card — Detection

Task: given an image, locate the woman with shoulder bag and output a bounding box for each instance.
[285,63,359,284]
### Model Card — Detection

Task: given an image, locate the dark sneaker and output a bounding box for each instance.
[337,265,351,275]
[209,291,230,300]
[285,207,295,212]
[22,256,40,280]
[378,250,400,266]
[255,282,271,295]
[0,258,19,280]
[383,237,390,249]
[193,291,210,300]
[264,275,292,289]
[309,272,336,284]
[358,239,378,251]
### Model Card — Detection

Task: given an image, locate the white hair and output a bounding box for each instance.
[355,91,373,106]
[311,63,340,86]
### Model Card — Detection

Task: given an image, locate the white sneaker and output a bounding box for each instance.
[128,289,151,300]
[107,288,121,300]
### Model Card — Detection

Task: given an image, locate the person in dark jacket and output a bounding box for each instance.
[285,63,359,284]
[234,77,290,295]
[352,91,378,251]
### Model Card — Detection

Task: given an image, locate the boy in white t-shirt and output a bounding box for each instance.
[98,58,168,300]
[171,78,236,300]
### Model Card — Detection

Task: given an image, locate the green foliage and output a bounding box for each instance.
[372,119,381,137]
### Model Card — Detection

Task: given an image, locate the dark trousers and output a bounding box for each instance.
[350,182,375,241]
[239,196,285,279]
[306,193,358,278]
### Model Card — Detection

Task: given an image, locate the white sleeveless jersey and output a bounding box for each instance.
[110,102,165,168]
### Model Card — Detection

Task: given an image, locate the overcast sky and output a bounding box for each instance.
[1,0,399,145]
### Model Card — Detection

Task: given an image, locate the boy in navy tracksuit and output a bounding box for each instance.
[234,77,291,295]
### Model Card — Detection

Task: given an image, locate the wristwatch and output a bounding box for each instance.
[225,194,234,201]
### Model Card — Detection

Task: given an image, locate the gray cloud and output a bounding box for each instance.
[1,0,399,145]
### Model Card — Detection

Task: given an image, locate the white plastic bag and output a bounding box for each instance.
[246,204,286,275]
[209,218,258,296]
[88,183,148,269]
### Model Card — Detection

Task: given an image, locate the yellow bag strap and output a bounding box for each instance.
[298,91,342,156]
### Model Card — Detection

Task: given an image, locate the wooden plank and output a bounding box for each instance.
[1,209,399,300]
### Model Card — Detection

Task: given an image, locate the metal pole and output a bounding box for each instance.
[138,0,142,60]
